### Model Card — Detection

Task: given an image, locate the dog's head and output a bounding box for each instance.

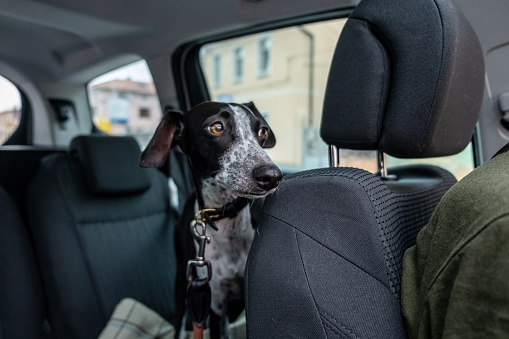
[139,101,282,198]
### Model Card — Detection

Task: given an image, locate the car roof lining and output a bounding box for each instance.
[0,0,359,84]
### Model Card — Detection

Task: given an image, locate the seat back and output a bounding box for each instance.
[25,136,178,339]
[245,0,485,338]
[0,185,47,339]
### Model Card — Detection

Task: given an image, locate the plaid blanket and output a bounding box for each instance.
[98,298,175,339]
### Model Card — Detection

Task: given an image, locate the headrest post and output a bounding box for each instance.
[377,151,397,181]
[329,145,340,167]
[377,151,387,178]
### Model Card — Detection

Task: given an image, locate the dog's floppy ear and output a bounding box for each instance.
[243,101,276,148]
[138,108,184,168]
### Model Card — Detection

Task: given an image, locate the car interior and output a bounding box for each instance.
[0,0,508,338]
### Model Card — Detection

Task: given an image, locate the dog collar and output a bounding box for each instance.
[198,197,251,231]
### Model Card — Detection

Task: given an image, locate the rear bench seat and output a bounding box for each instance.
[23,136,178,338]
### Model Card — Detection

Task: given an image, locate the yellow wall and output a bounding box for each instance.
[201,19,347,169]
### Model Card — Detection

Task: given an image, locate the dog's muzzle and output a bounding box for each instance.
[252,164,282,191]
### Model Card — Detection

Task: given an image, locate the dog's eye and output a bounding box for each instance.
[258,127,268,138]
[209,122,224,135]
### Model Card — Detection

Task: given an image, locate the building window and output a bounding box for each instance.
[257,37,271,77]
[213,54,222,88]
[233,46,244,83]
[118,92,131,99]
[139,108,150,118]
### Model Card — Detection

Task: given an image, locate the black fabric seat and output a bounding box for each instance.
[25,136,178,339]
[245,0,485,338]
[0,185,47,339]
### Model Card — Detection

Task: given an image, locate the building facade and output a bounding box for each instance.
[200,19,351,171]
[0,108,21,144]
[88,79,162,146]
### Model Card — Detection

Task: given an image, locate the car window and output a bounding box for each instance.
[0,75,22,145]
[87,60,163,148]
[199,18,474,179]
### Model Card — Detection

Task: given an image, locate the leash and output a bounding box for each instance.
[185,199,251,339]
[186,210,213,339]
[185,159,251,338]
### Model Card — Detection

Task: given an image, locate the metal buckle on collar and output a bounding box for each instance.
[196,208,220,221]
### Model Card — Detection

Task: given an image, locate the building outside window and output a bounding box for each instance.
[0,75,21,145]
[257,36,271,77]
[233,46,244,83]
[87,60,162,147]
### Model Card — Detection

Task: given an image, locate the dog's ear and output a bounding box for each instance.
[243,101,276,148]
[138,108,184,168]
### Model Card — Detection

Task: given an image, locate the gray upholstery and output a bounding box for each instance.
[0,185,47,339]
[246,0,485,337]
[321,0,484,158]
[25,136,177,339]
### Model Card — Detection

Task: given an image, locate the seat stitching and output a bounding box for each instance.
[264,213,394,295]
[322,320,350,339]
[294,230,328,338]
[319,307,361,339]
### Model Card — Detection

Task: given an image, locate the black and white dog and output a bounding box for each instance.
[138,101,282,338]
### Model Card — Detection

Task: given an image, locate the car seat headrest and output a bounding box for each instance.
[320,0,485,158]
[70,136,151,196]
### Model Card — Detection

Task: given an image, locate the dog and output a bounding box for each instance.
[138,101,282,338]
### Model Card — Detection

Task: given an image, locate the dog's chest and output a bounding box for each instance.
[205,210,254,276]
[193,204,254,313]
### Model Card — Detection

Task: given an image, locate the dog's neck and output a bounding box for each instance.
[196,177,253,235]
[199,177,239,208]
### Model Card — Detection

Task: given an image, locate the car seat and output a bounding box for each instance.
[0,185,47,339]
[25,135,178,339]
[245,0,485,337]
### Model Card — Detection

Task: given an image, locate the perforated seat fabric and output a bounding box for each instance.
[246,166,456,338]
[25,136,177,339]
[0,185,47,339]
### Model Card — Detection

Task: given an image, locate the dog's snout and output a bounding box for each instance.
[253,165,282,191]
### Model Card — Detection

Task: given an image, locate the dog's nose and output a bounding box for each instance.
[253,165,282,190]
